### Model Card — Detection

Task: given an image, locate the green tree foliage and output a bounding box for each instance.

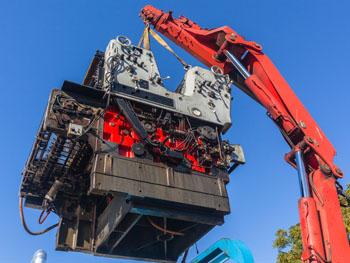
[273,184,350,263]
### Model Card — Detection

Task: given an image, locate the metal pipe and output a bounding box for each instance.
[295,150,310,197]
[225,51,251,80]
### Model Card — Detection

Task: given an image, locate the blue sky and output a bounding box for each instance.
[1,1,349,262]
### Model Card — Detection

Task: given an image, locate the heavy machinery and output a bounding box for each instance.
[139,5,350,263]
[19,24,244,263]
[18,5,349,263]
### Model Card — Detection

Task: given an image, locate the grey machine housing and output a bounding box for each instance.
[103,35,233,133]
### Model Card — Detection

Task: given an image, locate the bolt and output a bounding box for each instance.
[254,42,260,48]
[336,168,343,176]
[323,164,331,173]
[207,99,214,107]
[306,137,313,144]
[110,122,115,127]
[314,140,319,147]
[207,90,216,98]
[300,120,306,129]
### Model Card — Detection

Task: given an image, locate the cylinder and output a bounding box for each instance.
[31,250,47,263]
[298,197,325,260]
[295,150,310,197]
[225,51,250,80]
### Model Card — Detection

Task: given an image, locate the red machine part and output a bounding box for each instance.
[140,6,349,262]
[103,106,221,174]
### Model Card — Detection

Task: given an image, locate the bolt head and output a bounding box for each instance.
[323,164,331,173]
[336,168,343,176]
[306,137,313,144]
[314,140,319,147]
[254,42,260,48]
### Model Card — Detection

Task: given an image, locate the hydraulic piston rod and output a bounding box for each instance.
[225,51,250,80]
[225,50,311,198]
[295,150,310,197]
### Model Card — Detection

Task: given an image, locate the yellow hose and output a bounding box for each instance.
[146,216,184,236]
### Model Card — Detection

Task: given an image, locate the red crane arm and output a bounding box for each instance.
[140,6,349,263]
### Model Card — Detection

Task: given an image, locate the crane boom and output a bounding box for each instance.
[140,5,349,262]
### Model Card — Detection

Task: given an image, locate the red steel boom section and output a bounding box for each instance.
[140,6,349,263]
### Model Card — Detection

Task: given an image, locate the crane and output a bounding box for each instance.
[140,5,349,263]
[19,5,348,263]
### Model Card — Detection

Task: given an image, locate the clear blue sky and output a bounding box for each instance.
[1,1,349,262]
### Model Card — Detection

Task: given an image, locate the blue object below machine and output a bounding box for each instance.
[189,239,254,263]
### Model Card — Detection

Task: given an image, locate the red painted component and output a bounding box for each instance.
[103,107,139,158]
[38,208,52,224]
[298,197,324,262]
[103,106,216,173]
[140,6,350,262]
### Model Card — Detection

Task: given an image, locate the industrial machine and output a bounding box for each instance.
[19,32,244,262]
[18,5,349,263]
[139,5,350,263]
